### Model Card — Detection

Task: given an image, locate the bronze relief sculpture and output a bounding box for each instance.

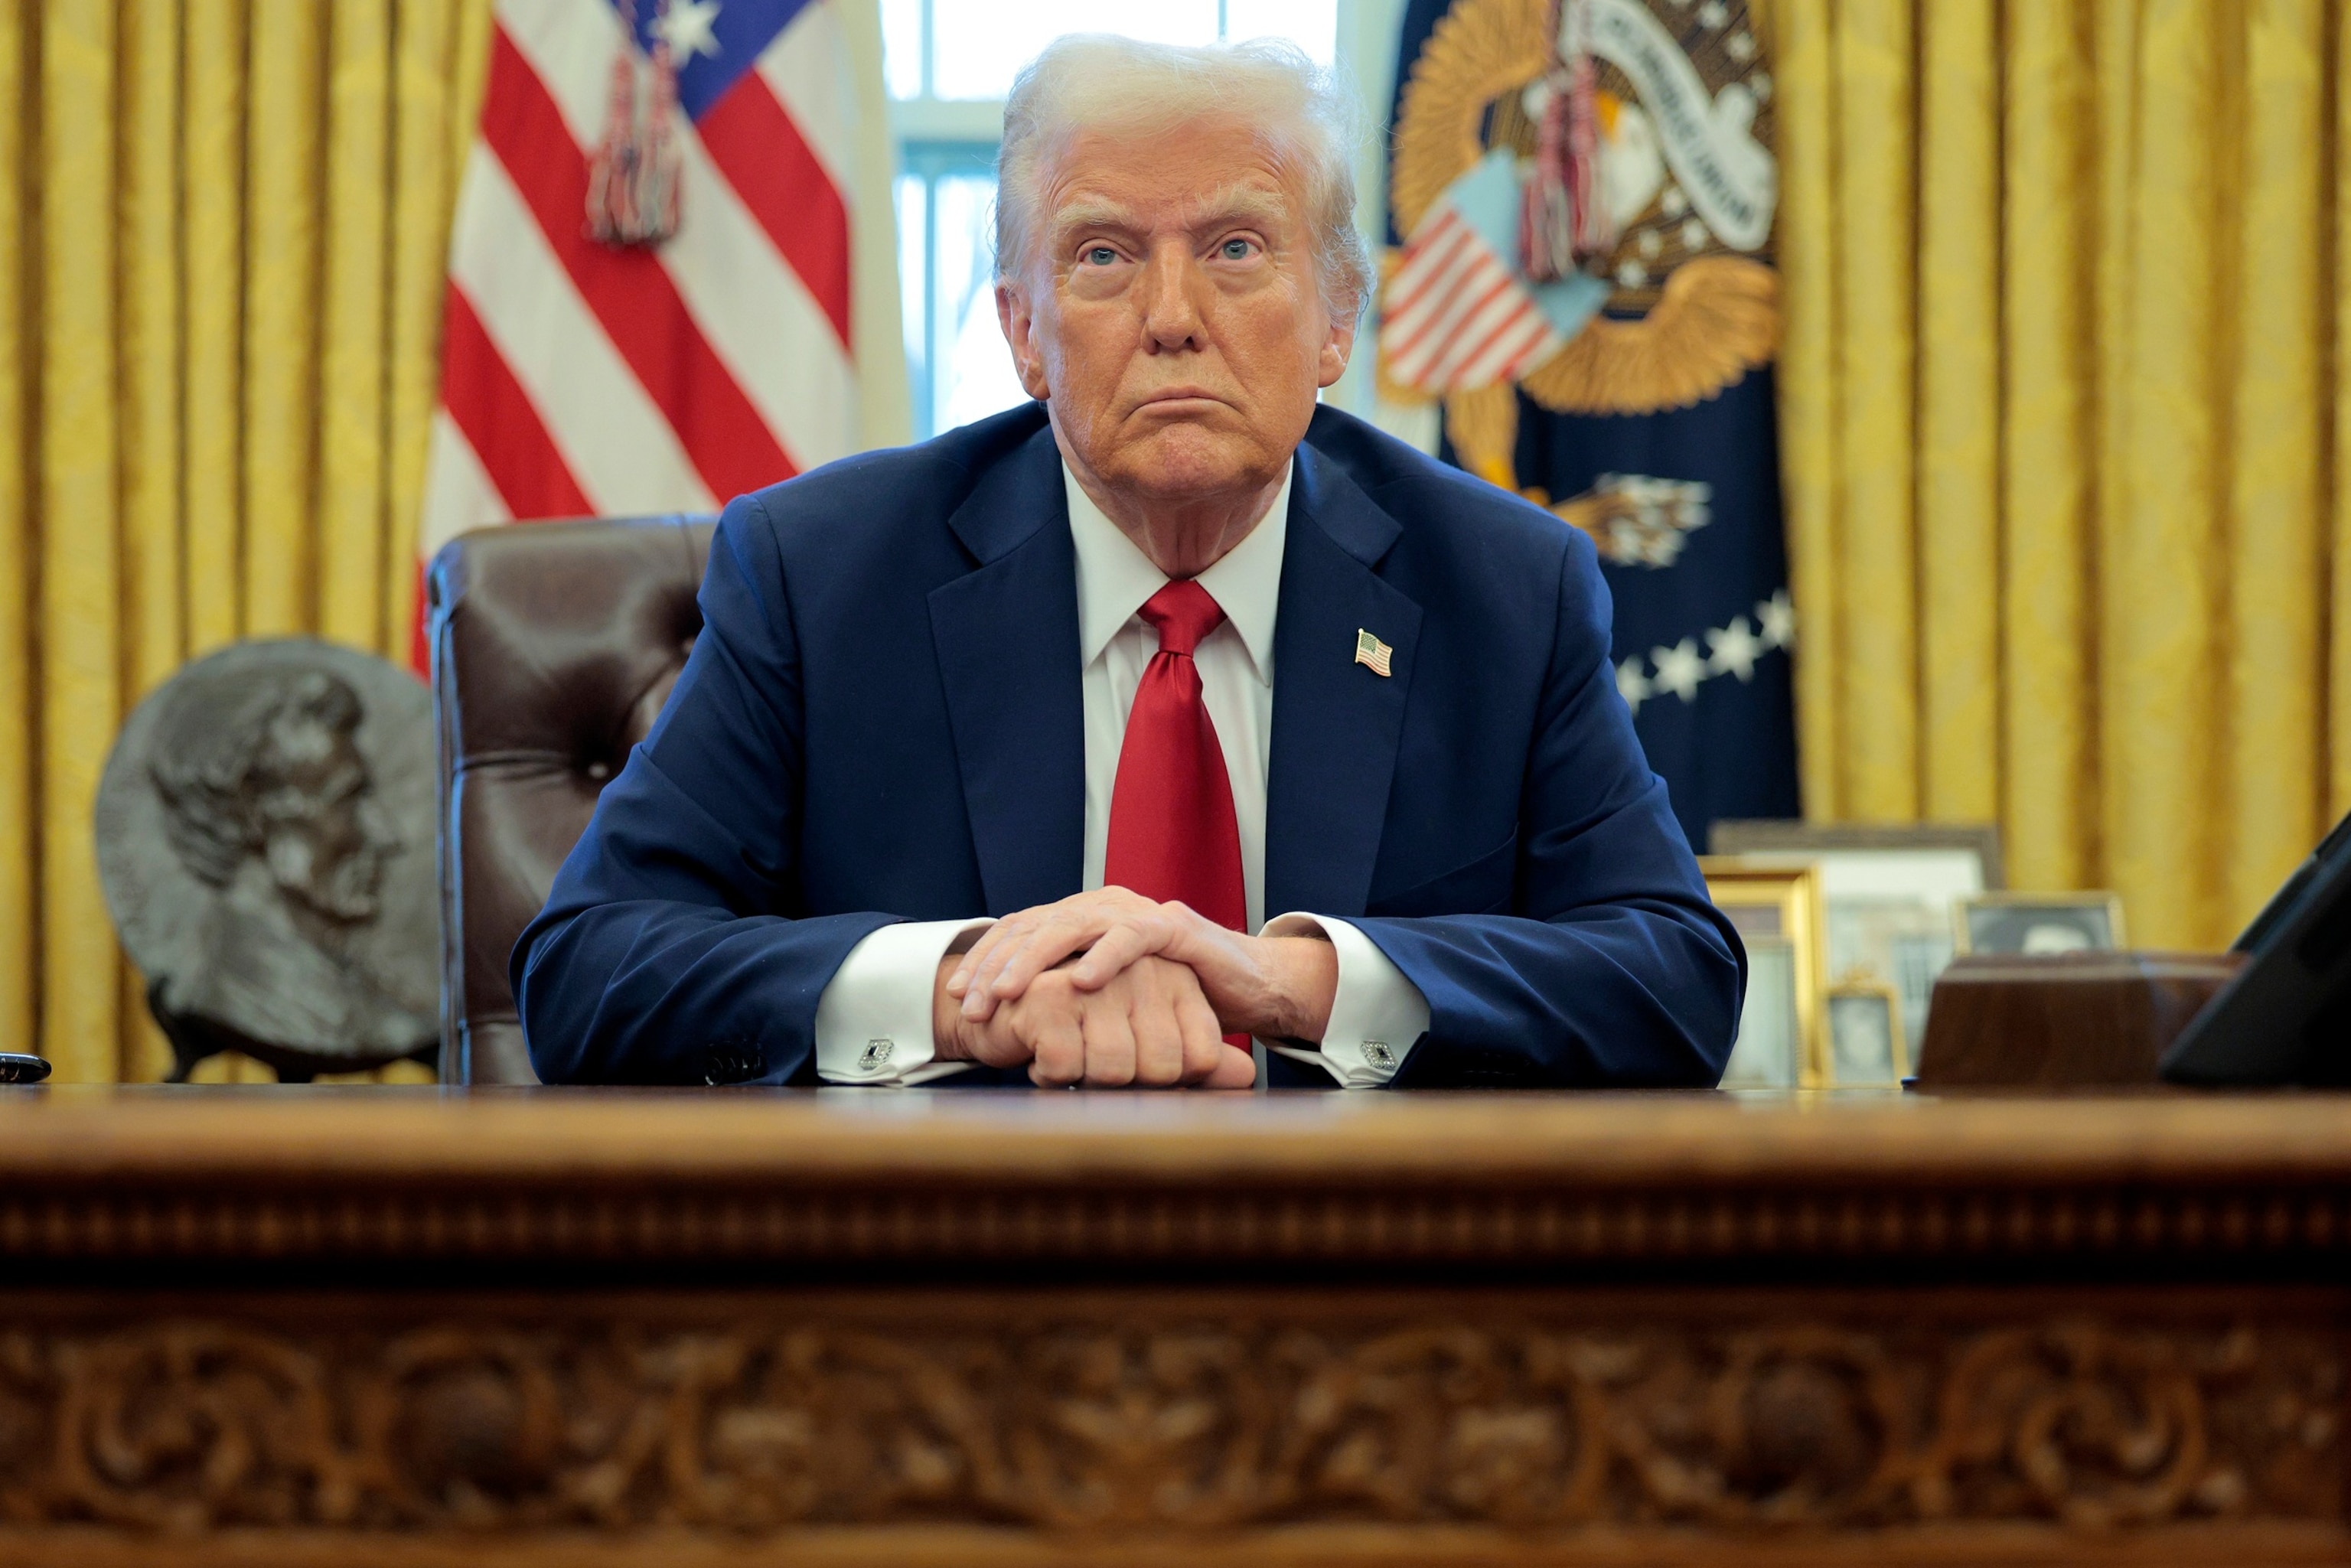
[96,640,439,1081]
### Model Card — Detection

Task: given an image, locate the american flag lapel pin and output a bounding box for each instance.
[1354,628,1394,677]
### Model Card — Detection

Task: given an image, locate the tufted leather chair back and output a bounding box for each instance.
[429,517,716,1084]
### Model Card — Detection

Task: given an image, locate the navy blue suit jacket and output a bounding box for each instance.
[514,403,1744,1088]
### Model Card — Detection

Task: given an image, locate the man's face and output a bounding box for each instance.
[260,729,400,925]
[996,116,1355,510]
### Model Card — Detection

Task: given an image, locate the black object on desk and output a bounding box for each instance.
[0,1053,51,1084]
[2163,807,2351,1084]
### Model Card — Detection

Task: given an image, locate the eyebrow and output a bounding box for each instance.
[1048,185,1293,249]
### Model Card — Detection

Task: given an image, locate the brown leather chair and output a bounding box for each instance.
[428,517,715,1084]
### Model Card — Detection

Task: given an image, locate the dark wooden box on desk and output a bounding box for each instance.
[4,1088,2351,1566]
[1915,951,2246,1086]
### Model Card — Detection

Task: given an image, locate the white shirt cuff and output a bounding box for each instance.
[812,918,993,1085]
[1260,913,1430,1088]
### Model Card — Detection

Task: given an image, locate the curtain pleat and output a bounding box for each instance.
[241,0,324,638]
[1772,0,1842,822]
[41,0,123,1084]
[2,0,491,1081]
[321,0,393,654]
[184,0,246,658]
[1916,0,2000,824]
[1784,0,2351,949]
[2336,2,2351,815]
[0,8,34,1064]
[1831,0,1919,823]
[120,0,187,1085]
[2000,0,2095,893]
[2226,0,2327,927]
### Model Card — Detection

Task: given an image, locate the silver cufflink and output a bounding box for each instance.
[859,1039,895,1070]
[1361,1042,1394,1070]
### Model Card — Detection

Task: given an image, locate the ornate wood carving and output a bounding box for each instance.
[0,1300,2336,1538]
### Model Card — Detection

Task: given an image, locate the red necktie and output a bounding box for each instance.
[1104,581,1247,939]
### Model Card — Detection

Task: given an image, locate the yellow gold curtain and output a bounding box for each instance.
[1773,0,2351,950]
[1,0,493,1082]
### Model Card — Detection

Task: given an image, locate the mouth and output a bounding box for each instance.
[1134,387,1228,414]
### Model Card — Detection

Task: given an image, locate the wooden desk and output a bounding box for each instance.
[2,1087,2347,1565]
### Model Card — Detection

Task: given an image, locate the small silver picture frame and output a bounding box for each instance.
[1954,892,2126,957]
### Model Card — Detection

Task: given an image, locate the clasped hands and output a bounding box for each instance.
[930,888,1338,1088]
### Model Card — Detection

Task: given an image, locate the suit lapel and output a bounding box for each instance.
[1264,442,1422,921]
[927,425,1087,914]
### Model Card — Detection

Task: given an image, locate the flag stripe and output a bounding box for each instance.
[1390,266,1516,382]
[1433,278,1547,382]
[449,151,716,513]
[1453,309,1554,389]
[438,284,593,520]
[479,24,794,501]
[697,73,852,345]
[1387,246,1510,369]
[756,2,853,193]
[1384,215,1475,321]
[419,406,516,562]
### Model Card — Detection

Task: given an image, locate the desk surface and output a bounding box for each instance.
[8,1084,2350,1178]
[6,1090,2350,1566]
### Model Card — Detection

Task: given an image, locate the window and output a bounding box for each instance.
[884,0,1347,439]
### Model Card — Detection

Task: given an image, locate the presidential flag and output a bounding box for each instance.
[1384,0,1800,846]
[418,0,876,664]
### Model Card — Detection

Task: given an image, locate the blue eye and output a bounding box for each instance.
[1221,238,1252,259]
[1085,246,1118,266]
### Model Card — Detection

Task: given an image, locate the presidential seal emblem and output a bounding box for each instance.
[1383,0,1781,494]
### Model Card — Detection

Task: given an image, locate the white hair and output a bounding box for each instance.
[995,34,1374,324]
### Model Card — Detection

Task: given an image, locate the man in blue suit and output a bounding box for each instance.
[514,34,1742,1090]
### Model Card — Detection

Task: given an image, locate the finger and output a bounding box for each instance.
[1200,1042,1257,1090]
[950,916,1028,1006]
[1081,998,1137,1088]
[1174,978,1228,1085]
[948,914,1026,992]
[1067,918,1173,989]
[960,913,1059,1019]
[1027,1014,1086,1088]
[1130,970,1187,1087]
[960,1009,1030,1071]
[977,911,1114,1006]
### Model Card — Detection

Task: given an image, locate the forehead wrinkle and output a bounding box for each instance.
[1046,181,1296,251]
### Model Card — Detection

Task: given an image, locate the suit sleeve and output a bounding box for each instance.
[511,492,900,1085]
[1351,540,1746,1089]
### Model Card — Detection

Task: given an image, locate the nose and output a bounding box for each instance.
[1138,240,1205,353]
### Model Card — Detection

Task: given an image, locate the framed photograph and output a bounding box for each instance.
[1824,979,1907,1087]
[1705,823,2001,1049]
[1955,892,2126,957]
[1709,822,2006,888]
[1700,861,1827,1088]
[1720,938,1802,1089]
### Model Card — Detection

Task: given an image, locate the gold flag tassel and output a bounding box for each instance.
[585,0,683,248]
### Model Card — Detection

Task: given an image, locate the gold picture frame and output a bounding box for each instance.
[1698,859,1828,1088]
[1953,892,2127,957]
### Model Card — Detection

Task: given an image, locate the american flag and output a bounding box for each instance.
[1380,194,1565,396]
[418,0,866,663]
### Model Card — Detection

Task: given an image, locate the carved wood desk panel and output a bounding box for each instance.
[1,1088,2347,1566]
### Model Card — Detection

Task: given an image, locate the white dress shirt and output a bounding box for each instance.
[810,458,1431,1087]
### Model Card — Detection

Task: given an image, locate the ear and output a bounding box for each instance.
[1316,302,1359,391]
[996,282,1053,402]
